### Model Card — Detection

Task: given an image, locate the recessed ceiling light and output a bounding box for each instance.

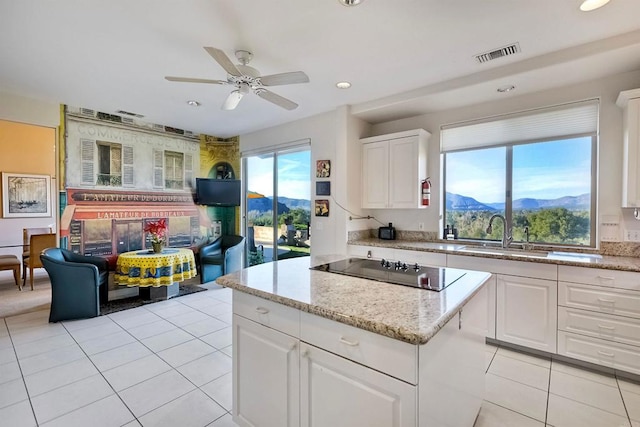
[336,81,352,89]
[580,0,610,11]
[339,0,363,6]
[187,100,200,107]
[497,85,516,93]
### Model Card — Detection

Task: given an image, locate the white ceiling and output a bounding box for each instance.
[2,0,640,138]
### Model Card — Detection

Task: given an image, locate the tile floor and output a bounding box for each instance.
[1,283,639,426]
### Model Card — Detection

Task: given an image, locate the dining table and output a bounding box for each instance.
[114,247,197,300]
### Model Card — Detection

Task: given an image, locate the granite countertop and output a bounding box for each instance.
[216,256,491,345]
[350,238,640,273]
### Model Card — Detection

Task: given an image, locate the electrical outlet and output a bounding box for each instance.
[418,222,424,231]
[624,229,640,241]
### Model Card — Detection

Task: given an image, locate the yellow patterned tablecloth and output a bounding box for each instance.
[114,248,197,287]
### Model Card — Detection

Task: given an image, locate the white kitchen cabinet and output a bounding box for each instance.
[447,254,557,348]
[557,265,640,374]
[617,88,640,207]
[299,342,417,427]
[496,275,557,353]
[361,129,429,209]
[232,314,300,427]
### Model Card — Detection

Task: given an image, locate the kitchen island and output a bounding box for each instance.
[216,256,492,427]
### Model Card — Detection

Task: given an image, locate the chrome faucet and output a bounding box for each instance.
[486,214,513,248]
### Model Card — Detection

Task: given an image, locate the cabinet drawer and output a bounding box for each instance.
[558,307,640,347]
[347,245,394,260]
[558,331,640,375]
[558,266,640,291]
[395,249,446,267]
[233,291,300,338]
[447,255,557,281]
[300,311,418,385]
[558,282,640,319]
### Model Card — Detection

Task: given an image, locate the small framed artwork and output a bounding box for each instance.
[316,181,331,196]
[315,199,330,217]
[316,160,331,178]
[2,172,52,218]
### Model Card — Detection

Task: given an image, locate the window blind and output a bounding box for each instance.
[440,99,599,152]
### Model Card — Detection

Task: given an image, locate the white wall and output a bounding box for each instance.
[366,69,640,239]
[0,92,60,258]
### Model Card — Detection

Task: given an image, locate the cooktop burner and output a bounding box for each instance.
[311,258,467,291]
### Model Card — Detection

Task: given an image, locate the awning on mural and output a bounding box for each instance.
[61,205,200,230]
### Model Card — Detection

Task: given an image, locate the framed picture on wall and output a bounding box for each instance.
[2,172,52,218]
[316,160,331,178]
[315,199,330,217]
[316,181,331,196]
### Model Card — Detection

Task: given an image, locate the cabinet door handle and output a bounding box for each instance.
[597,350,615,357]
[339,337,359,346]
[597,275,615,282]
[289,342,297,351]
[255,307,270,314]
[597,298,616,304]
[301,349,309,358]
[597,324,615,330]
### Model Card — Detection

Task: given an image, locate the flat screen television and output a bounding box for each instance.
[196,178,241,206]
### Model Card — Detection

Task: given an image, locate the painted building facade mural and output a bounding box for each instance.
[58,107,240,264]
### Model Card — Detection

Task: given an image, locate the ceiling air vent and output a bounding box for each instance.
[121,117,135,125]
[79,108,96,116]
[152,124,165,132]
[116,109,144,118]
[475,43,520,64]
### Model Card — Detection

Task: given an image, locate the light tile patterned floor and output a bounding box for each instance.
[1,283,639,426]
[477,344,638,427]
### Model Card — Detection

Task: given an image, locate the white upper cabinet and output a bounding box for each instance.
[361,129,430,209]
[617,89,640,208]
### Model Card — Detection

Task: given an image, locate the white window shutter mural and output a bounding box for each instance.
[122,145,134,187]
[81,139,95,185]
[153,149,164,188]
[184,153,193,189]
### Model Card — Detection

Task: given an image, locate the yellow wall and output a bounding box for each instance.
[0,119,56,218]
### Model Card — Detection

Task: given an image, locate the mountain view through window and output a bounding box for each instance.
[444,136,594,247]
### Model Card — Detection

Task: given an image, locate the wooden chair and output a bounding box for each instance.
[22,233,56,290]
[0,255,21,289]
[22,227,53,265]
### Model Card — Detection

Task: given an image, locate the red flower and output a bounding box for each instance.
[144,219,167,243]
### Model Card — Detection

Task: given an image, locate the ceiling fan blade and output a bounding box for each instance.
[256,89,298,110]
[204,47,242,77]
[222,90,244,110]
[165,76,227,84]
[259,71,310,86]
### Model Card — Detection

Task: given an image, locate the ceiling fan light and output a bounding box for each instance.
[222,90,244,110]
[580,0,610,11]
[339,0,363,6]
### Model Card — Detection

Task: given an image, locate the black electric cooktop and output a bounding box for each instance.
[310,257,467,292]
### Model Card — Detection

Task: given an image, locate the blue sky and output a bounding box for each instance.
[246,150,311,200]
[446,137,592,203]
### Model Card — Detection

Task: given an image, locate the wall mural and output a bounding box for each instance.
[59,108,240,265]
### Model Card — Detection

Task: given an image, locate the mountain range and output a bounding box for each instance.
[247,196,310,214]
[446,192,590,211]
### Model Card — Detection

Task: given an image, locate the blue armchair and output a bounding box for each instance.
[41,248,110,322]
[199,235,245,283]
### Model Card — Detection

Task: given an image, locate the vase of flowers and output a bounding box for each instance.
[145,219,168,253]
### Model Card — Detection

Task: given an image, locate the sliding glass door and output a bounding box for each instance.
[244,146,310,265]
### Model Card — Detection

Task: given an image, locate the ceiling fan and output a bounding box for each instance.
[165,47,309,111]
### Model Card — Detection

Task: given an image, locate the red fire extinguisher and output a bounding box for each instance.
[421,178,431,206]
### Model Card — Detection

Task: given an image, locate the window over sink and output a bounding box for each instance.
[441,100,598,248]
